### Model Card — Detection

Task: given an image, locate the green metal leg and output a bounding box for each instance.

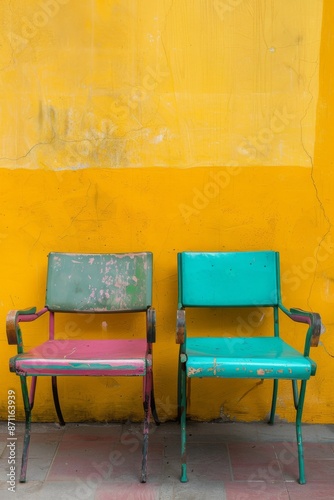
[19,376,36,483]
[177,347,182,422]
[268,379,278,425]
[295,380,307,485]
[180,360,188,483]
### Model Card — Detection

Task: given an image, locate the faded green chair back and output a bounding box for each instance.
[46,252,152,312]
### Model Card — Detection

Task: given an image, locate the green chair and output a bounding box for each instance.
[7,252,159,483]
[176,251,321,484]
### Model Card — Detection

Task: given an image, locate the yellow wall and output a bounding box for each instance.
[1,0,333,424]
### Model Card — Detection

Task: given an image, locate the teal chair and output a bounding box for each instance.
[176,251,321,484]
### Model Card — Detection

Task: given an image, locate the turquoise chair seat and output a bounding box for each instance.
[184,337,316,379]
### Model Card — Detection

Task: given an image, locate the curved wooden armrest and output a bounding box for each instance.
[280,305,322,354]
[147,306,156,343]
[289,308,322,348]
[6,307,47,346]
[176,309,185,344]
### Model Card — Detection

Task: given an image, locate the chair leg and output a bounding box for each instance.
[268,379,278,425]
[19,376,36,483]
[141,369,152,483]
[150,376,160,425]
[293,380,308,484]
[177,346,182,422]
[51,376,65,426]
[180,360,188,482]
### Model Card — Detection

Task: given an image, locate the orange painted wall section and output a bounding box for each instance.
[1,0,333,424]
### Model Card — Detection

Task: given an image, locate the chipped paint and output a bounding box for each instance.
[45,252,152,312]
[188,367,203,376]
[257,369,265,376]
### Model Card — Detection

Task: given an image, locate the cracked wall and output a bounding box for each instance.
[1,0,334,424]
[0,0,323,169]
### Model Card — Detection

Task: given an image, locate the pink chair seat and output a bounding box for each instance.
[11,339,149,376]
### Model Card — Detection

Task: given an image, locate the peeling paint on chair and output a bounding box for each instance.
[7,251,159,483]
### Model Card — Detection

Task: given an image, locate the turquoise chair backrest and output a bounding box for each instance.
[178,251,280,307]
[46,252,153,312]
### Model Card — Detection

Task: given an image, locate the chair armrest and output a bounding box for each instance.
[176,309,185,344]
[6,307,48,350]
[280,305,322,355]
[147,306,156,343]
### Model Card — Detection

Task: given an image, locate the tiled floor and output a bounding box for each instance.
[0,421,334,499]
